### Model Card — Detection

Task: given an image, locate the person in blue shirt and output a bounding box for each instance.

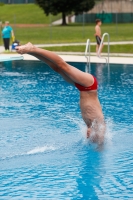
[2,21,15,52]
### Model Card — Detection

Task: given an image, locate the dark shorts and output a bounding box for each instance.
[96,36,101,45]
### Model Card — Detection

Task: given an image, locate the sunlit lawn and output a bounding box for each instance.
[0,4,61,24]
[43,44,133,54]
[3,23,132,45]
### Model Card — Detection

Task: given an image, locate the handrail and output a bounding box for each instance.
[97,33,110,66]
[85,39,90,71]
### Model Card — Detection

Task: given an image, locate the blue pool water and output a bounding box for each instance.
[0,60,133,199]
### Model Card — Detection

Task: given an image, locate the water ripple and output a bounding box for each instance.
[1,61,133,199]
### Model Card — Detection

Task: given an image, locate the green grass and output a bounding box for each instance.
[1,24,133,44]
[0,4,61,24]
[0,24,133,54]
[0,23,132,45]
[43,44,133,54]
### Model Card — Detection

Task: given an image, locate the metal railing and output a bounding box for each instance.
[85,33,110,72]
[85,39,91,72]
[97,33,110,66]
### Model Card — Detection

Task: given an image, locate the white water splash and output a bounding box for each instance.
[79,118,115,147]
[2,72,25,77]
[27,145,56,155]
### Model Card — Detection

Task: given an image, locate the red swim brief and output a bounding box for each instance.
[75,76,98,91]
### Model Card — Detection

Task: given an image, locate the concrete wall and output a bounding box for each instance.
[89,0,133,13]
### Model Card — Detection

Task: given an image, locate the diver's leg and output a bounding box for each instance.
[28,53,74,85]
[16,42,94,87]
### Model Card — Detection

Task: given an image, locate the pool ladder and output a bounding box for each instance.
[85,39,91,72]
[85,33,110,71]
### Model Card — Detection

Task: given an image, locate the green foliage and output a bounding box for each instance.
[36,0,95,15]
[35,0,95,24]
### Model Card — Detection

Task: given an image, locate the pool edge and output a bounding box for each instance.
[0,53,133,65]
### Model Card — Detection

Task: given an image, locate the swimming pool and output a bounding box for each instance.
[0,60,133,199]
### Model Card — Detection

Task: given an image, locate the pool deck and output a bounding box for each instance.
[0,43,133,65]
[1,53,133,65]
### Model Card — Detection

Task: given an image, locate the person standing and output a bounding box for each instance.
[2,21,15,52]
[94,19,104,56]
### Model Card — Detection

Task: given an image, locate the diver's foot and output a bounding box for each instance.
[15,42,35,54]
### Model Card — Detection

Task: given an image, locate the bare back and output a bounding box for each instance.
[80,90,105,144]
[80,90,104,126]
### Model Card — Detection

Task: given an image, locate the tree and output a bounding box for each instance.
[35,0,95,25]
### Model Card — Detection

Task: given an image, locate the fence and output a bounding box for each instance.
[0,0,35,3]
[75,13,133,23]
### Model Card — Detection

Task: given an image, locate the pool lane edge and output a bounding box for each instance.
[0,53,133,65]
